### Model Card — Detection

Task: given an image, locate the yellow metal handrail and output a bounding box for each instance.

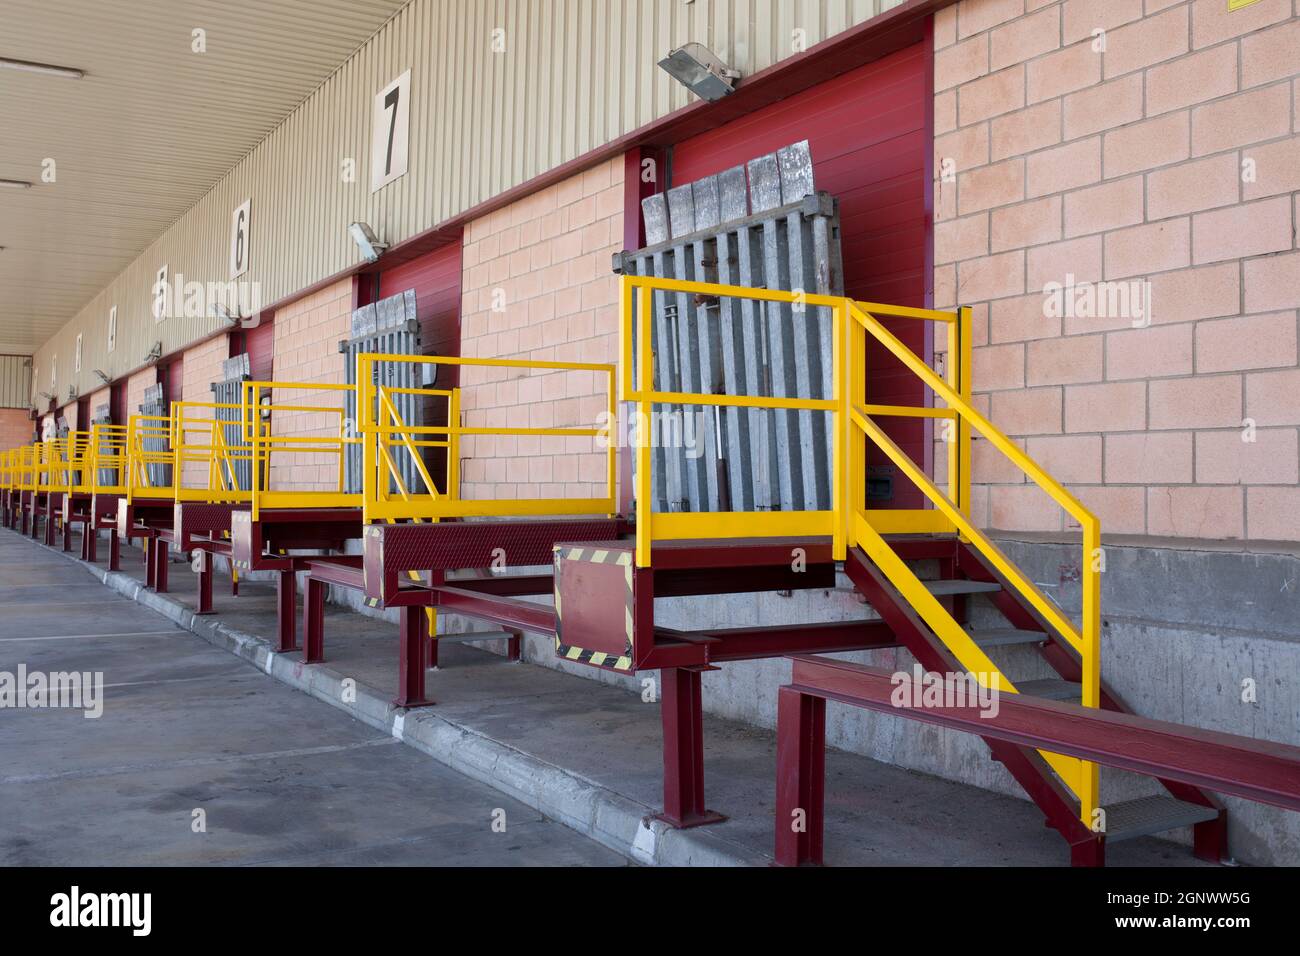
[621,274,853,566]
[356,353,617,523]
[846,300,1101,824]
[169,400,255,503]
[236,380,359,520]
[125,414,177,501]
[51,430,94,494]
[16,445,32,492]
[88,423,128,495]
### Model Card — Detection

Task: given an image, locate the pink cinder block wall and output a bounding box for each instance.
[934,0,1300,541]
[457,157,623,504]
[267,279,352,493]
[0,408,33,452]
[179,336,229,491]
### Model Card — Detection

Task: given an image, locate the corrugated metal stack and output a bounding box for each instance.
[211,353,252,491]
[340,289,426,495]
[139,382,171,488]
[614,140,843,516]
[92,404,116,488]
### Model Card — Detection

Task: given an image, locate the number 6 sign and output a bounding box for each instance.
[230,198,251,279]
[371,70,411,192]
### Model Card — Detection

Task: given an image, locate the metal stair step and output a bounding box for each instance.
[1015,678,1080,701]
[923,579,1001,596]
[1103,795,1220,843]
[968,627,1046,648]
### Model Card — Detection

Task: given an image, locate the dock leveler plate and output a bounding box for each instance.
[553,544,636,672]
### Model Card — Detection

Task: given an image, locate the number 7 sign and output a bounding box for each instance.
[371,70,411,192]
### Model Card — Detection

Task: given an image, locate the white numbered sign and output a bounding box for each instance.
[153,264,169,323]
[230,198,251,279]
[371,70,411,192]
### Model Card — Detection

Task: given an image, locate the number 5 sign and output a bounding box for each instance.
[230,198,251,279]
[371,70,411,192]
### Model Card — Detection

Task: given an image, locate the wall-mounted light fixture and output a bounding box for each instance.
[0,179,33,190]
[66,386,78,401]
[0,56,84,79]
[657,42,740,102]
[210,303,239,327]
[144,342,162,365]
[92,369,112,386]
[348,222,388,263]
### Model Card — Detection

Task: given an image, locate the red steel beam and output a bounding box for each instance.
[787,655,1300,812]
[431,585,557,635]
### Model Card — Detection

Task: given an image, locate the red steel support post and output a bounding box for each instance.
[108,529,120,571]
[395,606,433,707]
[196,551,214,614]
[302,577,326,664]
[775,686,826,866]
[276,568,298,652]
[154,539,169,593]
[657,667,725,828]
[143,537,156,589]
[1194,814,1229,864]
[62,515,72,553]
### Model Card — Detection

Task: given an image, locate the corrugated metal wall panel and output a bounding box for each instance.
[0,356,33,409]
[31,0,895,398]
[0,0,411,354]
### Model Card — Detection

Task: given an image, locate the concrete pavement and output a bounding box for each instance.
[0,530,626,866]
[4,523,1217,867]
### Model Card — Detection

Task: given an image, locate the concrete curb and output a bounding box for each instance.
[69,549,764,867]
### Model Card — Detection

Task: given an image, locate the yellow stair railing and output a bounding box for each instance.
[846,300,1101,825]
[618,273,1101,826]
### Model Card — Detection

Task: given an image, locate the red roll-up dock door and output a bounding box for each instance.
[377,239,463,490]
[232,315,275,383]
[378,239,462,380]
[668,39,932,510]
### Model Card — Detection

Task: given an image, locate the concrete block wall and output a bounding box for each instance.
[180,336,229,491]
[0,408,33,451]
[268,279,352,492]
[932,0,1300,542]
[124,367,159,422]
[85,386,110,417]
[457,157,623,504]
